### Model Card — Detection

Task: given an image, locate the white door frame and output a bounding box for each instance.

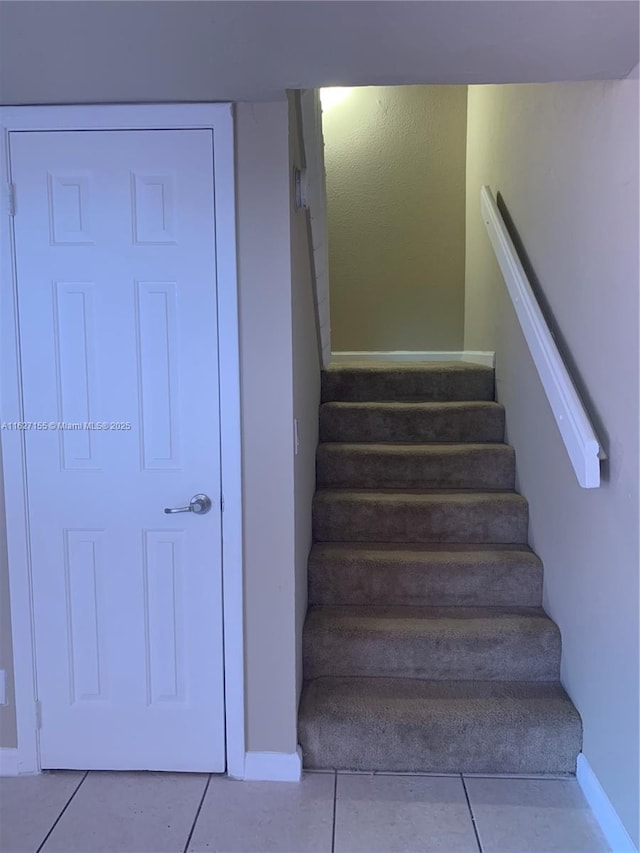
[0,104,245,777]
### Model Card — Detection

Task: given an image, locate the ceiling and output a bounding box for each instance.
[0,1,638,105]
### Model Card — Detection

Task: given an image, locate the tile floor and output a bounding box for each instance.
[0,770,610,853]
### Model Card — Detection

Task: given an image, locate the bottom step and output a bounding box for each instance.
[298,677,582,775]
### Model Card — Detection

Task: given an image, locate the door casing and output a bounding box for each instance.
[0,104,245,777]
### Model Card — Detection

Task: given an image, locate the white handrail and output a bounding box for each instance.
[480,186,603,488]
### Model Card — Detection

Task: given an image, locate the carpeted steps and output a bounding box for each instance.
[321,362,494,403]
[319,401,506,443]
[299,361,582,775]
[308,543,543,607]
[313,490,529,543]
[299,678,581,775]
[316,443,516,489]
[303,605,561,682]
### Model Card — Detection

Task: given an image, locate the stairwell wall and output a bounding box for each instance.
[323,85,467,352]
[464,80,639,845]
[288,91,322,704]
[236,102,298,755]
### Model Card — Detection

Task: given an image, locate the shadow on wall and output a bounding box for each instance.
[496,191,609,477]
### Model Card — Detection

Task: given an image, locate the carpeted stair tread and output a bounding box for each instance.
[304,605,560,681]
[322,362,494,403]
[308,543,543,607]
[298,677,582,774]
[320,401,506,443]
[313,490,529,544]
[317,443,515,489]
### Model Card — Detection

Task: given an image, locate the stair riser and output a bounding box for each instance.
[317,447,515,490]
[304,624,560,682]
[299,714,581,775]
[322,368,494,403]
[313,495,529,544]
[308,558,543,607]
[320,403,505,443]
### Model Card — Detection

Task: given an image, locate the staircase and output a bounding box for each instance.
[298,361,582,775]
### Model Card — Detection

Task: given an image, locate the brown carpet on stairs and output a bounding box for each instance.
[298,362,582,774]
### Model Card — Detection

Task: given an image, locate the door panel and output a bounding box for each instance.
[10,129,225,771]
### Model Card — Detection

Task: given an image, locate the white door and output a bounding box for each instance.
[9,129,226,771]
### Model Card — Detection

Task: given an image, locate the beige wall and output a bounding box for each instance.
[288,92,322,701]
[465,80,639,845]
[323,85,467,352]
[0,444,18,748]
[235,102,299,754]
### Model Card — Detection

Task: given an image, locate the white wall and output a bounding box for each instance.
[288,93,322,702]
[465,80,639,846]
[235,102,299,754]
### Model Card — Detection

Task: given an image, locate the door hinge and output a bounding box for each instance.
[7,183,15,217]
[35,700,42,730]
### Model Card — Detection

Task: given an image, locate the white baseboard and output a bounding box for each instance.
[242,747,302,782]
[331,350,495,367]
[459,351,496,367]
[0,748,19,776]
[577,754,637,852]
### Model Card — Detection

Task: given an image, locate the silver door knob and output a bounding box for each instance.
[164,494,212,515]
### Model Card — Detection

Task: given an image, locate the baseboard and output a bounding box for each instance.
[459,351,496,368]
[0,748,19,776]
[331,351,495,367]
[576,754,637,852]
[242,747,302,782]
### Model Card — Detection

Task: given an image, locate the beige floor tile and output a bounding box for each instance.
[464,777,610,852]
[334,773,479,853]
[39,771,208,853]
[0,771,85,853]
[187,773,335,853]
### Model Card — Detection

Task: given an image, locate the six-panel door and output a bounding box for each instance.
[10,129,226,771]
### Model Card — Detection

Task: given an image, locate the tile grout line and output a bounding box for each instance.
[182,773,212,853]
[36,770,89,853]
[331,771,338,853]
[461,774,484,853]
